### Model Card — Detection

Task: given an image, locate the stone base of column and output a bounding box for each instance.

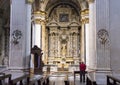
[8,67,29,72]
[87,68,112,85]
[95,68,112,85]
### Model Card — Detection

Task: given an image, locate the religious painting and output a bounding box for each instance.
[59,14,69,22]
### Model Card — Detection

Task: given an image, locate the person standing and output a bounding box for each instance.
[79,62,86,82]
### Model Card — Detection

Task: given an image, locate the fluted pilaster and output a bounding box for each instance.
[9,0,32,69]
[96,0,110,70]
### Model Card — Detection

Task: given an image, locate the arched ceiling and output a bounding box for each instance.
[45,0,81,11]
[46,0,81,17]
[41,0,88,18]
[33,0,88,12]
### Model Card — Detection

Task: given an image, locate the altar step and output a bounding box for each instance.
[57,68,68,71]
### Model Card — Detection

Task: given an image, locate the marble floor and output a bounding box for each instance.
[49,72,86,85]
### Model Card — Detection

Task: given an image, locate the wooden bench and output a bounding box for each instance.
[107,75,120,85]
[0,73,12,85]
[41,75,49,85]
[29,76,43,85]
[29,75,49,85]
[10,74,29,85]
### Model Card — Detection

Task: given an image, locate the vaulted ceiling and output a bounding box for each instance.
[32,0,89,20]
[45,0,81,17]
[33,0,88,12]
[45,0,81,11]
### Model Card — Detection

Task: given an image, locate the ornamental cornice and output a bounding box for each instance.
[33,18,46,24]
[33,19,41,24]
[81,9,89,16]
[33,10,46,16]
[32,10,47,24]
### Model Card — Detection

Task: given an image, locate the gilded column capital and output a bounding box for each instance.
[81,9,89,16]
[81,9,89,24]
[33,18,46,24]
[32,10,47,24]
[26,0,34,4]
[40,19,46,25]
[33,10,46,16]
[33,19,41,24]
[81,18,89,24]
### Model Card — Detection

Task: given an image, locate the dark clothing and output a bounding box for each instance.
[79,63,86,82]
[80,71,86,82]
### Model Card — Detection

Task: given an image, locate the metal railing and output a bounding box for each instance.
[107,75,120,85]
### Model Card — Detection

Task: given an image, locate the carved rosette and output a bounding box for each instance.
[12,30,22,45]
[97,29,109,45]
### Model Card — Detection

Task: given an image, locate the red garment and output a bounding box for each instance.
[79,63,86,71]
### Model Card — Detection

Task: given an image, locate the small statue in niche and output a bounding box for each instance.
[61,43,67,56]
[60,31,68,57]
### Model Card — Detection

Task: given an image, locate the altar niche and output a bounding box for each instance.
[47,27,80,69]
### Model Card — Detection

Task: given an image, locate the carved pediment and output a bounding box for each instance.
[47,22,59,27]
[69,22,80,27]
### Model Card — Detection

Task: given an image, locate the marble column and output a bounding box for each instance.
[30,11,43,74]
[84,1,97,82]
[25,3,32,69]
[32,20,41,48]
[41,20,46,64]
[80,24,85,62]
[81,9,90,66]
[80,12,85,62]
[88,0,111,84]
[81,9,89,63]
[9,0,32,70]
[33,10,46,64]
[85,23,89,66]
[89,1,96,70]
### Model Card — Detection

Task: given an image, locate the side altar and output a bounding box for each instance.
[44,5,81,72]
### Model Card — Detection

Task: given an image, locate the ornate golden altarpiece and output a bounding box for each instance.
[46,5,81,70]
